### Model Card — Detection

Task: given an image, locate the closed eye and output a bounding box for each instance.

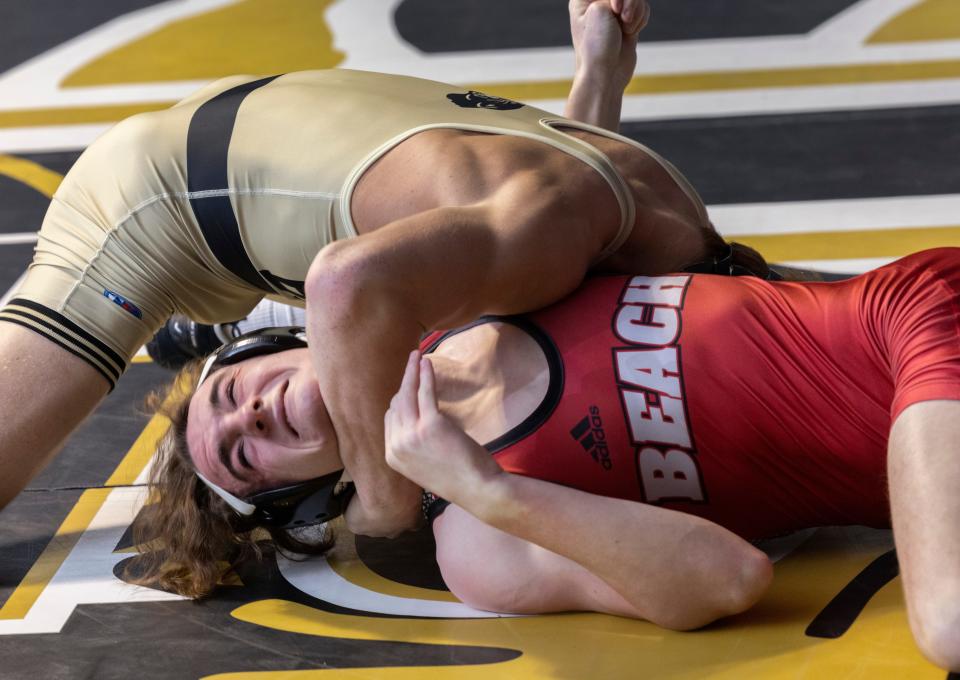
[227,376,237,407]
[238,440,252,470]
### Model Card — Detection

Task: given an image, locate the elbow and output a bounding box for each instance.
[305,242,368,309]
[305,241,390,326]
[724,545,773,616]
[651,542,773,632]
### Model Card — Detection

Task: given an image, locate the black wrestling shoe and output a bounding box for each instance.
[146,315,239,370]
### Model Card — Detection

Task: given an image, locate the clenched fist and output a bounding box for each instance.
[569,0,649,93]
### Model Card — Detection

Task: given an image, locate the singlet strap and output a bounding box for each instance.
[420,315,564,520]
[538,120,637,263]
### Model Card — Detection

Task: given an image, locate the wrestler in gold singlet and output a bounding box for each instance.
[0,70,705,389]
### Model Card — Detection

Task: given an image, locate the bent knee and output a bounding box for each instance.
[912,615,960,671]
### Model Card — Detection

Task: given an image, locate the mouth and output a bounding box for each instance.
[279,380,300,439]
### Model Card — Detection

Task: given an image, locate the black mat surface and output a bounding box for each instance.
[0,177,49,234]
[0,0,166,76]
[621,103,960,204]
[396,0,861,52]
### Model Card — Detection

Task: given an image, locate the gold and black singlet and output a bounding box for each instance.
[0,69,695,389]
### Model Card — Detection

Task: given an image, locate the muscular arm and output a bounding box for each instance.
[565,0,648,131]
[388,356,772,626]
[434,496,769,628]
[888,400,960,670]
[306,176,608,536]
[0,324,109,508]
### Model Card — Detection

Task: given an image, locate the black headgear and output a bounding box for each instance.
[684,243,784,281]
[194,327,355,529]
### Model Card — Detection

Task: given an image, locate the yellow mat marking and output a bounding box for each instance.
[0,103,172,129]
[730,225,960,263]
[0,379,180,620]
[104,411,170,487]
[104,370,193,487]
[6,56,960,129]
[212,531,940,678]
[63,0,344,86]
[0,155,62,197]
[0,488,110,619]
[869,0,960,44]
[327,542,459,604]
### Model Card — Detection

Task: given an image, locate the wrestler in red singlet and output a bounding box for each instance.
[423,248,960,539]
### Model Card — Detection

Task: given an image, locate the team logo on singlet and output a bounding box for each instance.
[570,406,612,470]
[446,91,524,110]
[103,289,143,319]
[611,275,706,504]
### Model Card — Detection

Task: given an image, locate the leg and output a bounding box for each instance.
[0,323,108,508]
[888,399,960,670]
[147,300,307,370]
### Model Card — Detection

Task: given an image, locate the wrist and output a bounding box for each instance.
[462,469,518,526]
[573,65,620,94]
[565,75,623,131]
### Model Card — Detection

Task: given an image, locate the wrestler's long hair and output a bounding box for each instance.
[124,362,333,599]
[700,229,815,282]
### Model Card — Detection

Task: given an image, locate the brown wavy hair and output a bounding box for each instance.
[125,361,333,599]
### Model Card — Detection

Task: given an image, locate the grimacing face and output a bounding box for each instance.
[186,348,340,497]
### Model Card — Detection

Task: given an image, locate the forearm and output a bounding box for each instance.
[566,0,644,131]
[565,69,625,132]
[309,196,599,532]
[316,340,424,534]
[462,471,771,628]
[306,259,424,534]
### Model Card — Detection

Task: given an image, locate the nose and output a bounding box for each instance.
[230,396,269,436]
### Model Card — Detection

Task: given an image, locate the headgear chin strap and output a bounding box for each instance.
[193,326,355,529]
[196,470,257,516]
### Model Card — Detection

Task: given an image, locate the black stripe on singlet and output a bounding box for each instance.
[0,298,126,389]
[186,75,281,292]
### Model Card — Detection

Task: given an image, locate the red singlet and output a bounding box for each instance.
[423,249,960,539]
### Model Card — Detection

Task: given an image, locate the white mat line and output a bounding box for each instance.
[0,232,38,245]
[0,270,26,307]
[710,194,960,236]
[532,79,960,124]
[3,76,960,154]
[0,124,108,154]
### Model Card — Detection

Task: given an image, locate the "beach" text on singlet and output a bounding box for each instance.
[612,275,705,504]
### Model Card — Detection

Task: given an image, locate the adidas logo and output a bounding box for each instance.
[570,406,612,470]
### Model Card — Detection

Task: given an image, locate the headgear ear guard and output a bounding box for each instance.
[194,326,355,529]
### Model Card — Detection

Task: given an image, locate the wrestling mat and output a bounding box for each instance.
[1,1,960,677]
